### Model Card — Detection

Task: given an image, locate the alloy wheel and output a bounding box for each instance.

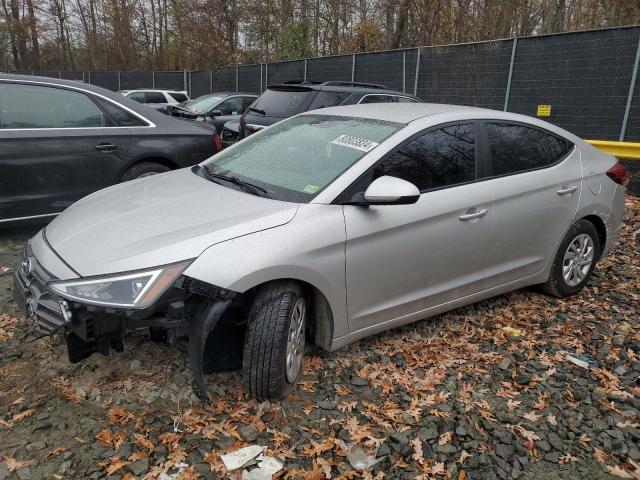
[285,297,306,383]
[562,233,594,287]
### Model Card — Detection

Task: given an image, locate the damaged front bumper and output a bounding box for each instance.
[13,245,240,402]
[15,246,190,357]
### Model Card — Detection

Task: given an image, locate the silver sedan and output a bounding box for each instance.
[14,104,626,401]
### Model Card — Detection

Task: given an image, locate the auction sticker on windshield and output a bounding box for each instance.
[331,135,379,152]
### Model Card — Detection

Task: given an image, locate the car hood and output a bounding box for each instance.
[45,167,299,277]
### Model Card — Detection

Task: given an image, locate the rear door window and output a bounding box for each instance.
[217,97,244,115]
[486,123,573,176]
[243,97,257,110]
[250,88,314,118]
[0,83,107,128]
[397,96,420,103]
[127,91,146,102]
[145,92,167,104]
[168,92,188,102]
[95,98,147,127]
[359,95,398,104]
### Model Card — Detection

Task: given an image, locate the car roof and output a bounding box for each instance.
[306,103,580,141]
[126,89,187,93]
[267,82,419,99]
[0,73,138,99]
[0,74,213,132]
[305,103,485,123]
[197,92,257,97]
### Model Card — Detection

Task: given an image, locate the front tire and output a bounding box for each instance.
[542,219,600,298]
[243,281,307,401]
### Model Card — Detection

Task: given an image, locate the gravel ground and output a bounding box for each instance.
[0,197,639,480]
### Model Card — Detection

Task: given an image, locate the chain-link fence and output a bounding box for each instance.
[8,25,640,143]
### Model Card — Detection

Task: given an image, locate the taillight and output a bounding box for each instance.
[213,132,222,152]
[606,162,627,185]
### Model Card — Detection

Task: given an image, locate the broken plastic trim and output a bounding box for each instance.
[188,297,235,402]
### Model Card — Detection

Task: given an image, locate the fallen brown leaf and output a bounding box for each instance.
[11,409,34,423]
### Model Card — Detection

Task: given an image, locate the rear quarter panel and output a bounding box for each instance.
[118,121,216,180]
[576,141,624,256]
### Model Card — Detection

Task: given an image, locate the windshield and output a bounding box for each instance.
[180,95,224,114]
[249,88,315,118]
[203,114,402,202]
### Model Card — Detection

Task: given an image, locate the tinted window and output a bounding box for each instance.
[127,91,145,102]
[0,83,106,129]
[168,92,188,102]
[487,123,572,176]
[217,97,244,115]
[145,92,167,103]
[308,91,350,110]
[243,97,256,110]
[359,95,397,104]
[250,88,314,118]
[397,96,420,103]
[372,123,476,191]
[95,98,146,127]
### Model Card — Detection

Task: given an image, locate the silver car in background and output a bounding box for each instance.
[13,104,626,401]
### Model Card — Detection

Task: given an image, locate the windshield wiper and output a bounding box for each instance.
[203,166,270,197]
[247,106,266,115]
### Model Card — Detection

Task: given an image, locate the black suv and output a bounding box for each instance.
[222,81,420,145]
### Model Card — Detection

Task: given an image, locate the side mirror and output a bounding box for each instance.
[361,175,420,205]
[209,109,223,117]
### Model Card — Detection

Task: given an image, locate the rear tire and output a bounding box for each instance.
[542,219,600,298]
[243,281,307,401]
[120,162,170,182]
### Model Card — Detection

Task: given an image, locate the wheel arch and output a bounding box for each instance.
[580,214,607,258]
[118,156,179,181]
[242,278,335,351]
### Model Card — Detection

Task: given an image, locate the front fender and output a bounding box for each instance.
[182,204,348,337]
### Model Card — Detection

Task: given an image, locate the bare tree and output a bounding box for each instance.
[0,0,638,71]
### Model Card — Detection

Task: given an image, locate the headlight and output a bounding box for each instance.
[48,261,191,308]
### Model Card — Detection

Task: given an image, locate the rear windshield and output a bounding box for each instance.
[250,88,315,118]
[203,114,402,203]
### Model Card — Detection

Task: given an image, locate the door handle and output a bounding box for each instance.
[94,143,117,151]
[556,185,577,195]
[459,208,488,221]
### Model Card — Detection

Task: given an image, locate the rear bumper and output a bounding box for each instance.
[602,185,626,257]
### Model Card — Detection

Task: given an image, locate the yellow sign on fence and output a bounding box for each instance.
[537,104,552,116]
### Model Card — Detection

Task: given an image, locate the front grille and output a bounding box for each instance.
[16,248,68,334]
